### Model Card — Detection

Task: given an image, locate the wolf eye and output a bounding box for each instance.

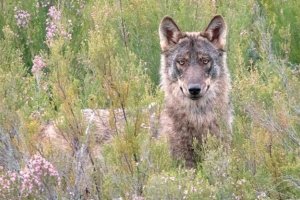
[177,60,185,65]
[202,58,210,64]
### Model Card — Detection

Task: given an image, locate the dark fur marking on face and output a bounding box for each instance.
[208,60,218,79]
[170,62,182,80]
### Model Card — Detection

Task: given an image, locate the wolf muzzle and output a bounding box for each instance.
[188,84,201,96]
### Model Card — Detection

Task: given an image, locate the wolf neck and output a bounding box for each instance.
[164,89,229,134]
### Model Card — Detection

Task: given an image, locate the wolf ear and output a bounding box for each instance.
[159,16,182,51]
[202,15,227,50]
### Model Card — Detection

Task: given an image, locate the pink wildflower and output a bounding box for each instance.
[45,6,61,41]
[47,6,61,21]
[19,154,61,196]
[9,172,17,182]
[14,8,31,28]
[0,170,19,195]
[31,55,46,74]
[45,6,73,41]
[46,20,58,40]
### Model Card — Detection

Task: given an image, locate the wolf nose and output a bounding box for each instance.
[188,84,201,96]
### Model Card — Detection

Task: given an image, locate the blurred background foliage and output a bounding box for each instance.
[0,0,299,199]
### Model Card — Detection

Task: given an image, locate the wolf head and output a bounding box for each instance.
[159,15,228,101]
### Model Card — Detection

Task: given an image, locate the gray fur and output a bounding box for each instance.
[159,15,232,167]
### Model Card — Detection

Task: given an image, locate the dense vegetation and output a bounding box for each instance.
[0,0,299,199]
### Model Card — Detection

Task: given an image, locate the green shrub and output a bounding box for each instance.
[0,0,299,199]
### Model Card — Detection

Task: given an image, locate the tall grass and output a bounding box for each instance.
[0,0,299,199]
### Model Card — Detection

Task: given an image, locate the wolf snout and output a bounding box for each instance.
[188,84,201,96]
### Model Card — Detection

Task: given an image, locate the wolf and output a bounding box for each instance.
[159,15,232,167]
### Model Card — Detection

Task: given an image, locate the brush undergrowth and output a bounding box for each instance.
[0,0,299,199]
